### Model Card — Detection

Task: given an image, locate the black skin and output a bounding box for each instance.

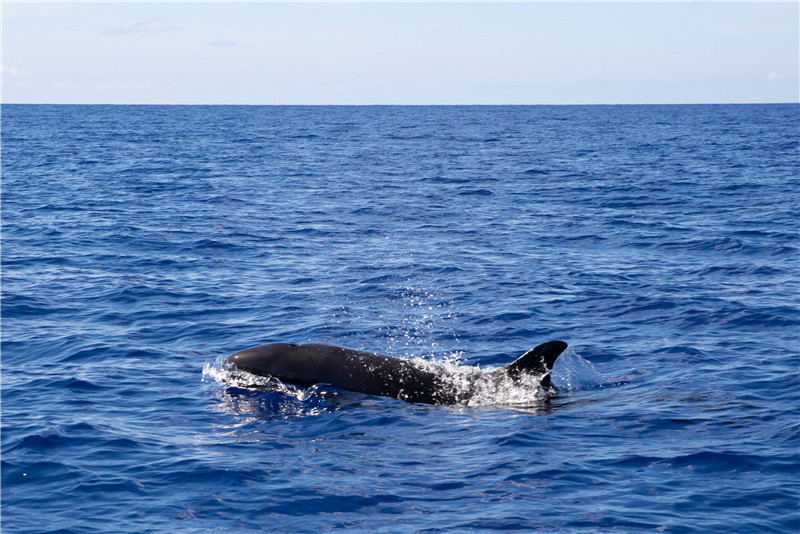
[226,340,568,405]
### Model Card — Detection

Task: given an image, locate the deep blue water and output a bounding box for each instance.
[2,104,799,533]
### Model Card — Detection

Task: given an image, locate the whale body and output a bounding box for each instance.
[225,340,568,405]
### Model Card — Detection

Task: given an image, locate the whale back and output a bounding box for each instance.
[226,343,451,403]
[226,339,568,404]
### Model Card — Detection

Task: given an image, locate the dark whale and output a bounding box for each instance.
[225,340,568,405]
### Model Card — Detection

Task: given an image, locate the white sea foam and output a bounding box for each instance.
[205,354,555,408]
[203,357,303,398]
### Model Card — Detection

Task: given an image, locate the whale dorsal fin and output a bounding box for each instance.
[503,340,568,389]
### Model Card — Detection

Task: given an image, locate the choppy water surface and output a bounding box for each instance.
[2,104,798,533]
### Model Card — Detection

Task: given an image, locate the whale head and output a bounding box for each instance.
[226,342,300,377]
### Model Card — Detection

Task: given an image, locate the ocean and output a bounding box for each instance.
[2,104,798,533]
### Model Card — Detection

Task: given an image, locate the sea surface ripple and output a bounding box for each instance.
[2,104,799,533]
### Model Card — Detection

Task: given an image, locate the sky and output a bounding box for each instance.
[2,1,798,105]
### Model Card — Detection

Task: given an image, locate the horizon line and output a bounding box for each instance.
[3,101,799,107]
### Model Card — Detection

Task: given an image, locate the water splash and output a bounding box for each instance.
[203,357,295,393]
[551,347,608,390]
[203,352,555,410]
[203,357,340,419]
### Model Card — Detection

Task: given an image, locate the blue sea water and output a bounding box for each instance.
[2,104,798,533]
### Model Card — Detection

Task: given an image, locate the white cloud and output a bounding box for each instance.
[88,81,152,91]
[1,65,32,78]
[207,40,243,48]
[49,80,151,92]
[104,19,177,36]
[767,72,785,81]
[53,81,80,90]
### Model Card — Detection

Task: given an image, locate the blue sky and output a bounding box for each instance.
[2,1,798,105]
